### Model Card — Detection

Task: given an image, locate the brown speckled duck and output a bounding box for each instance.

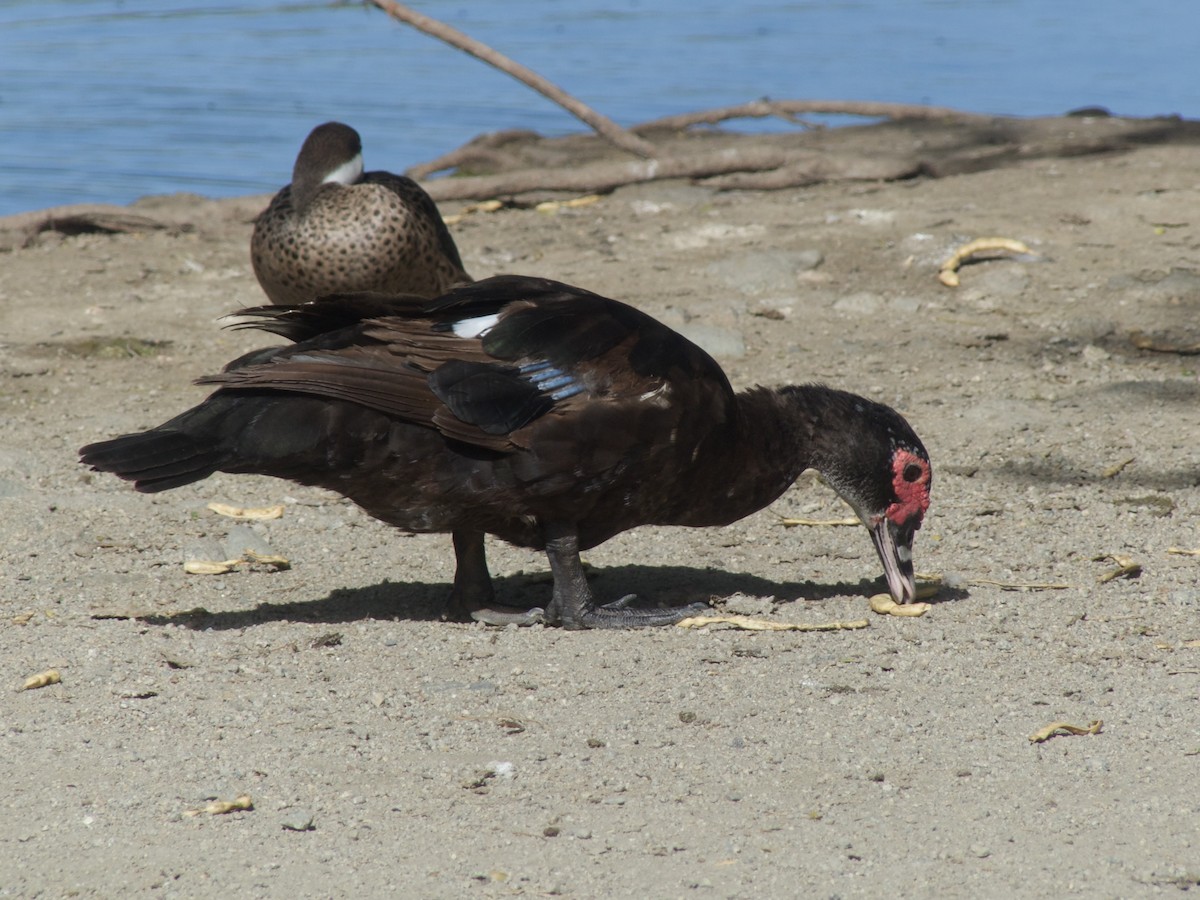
[251,122,470,304]
[79,275,932,629]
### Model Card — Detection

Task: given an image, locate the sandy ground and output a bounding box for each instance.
[2,121,1200,898]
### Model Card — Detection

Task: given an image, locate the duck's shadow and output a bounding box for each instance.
[141,565,970,631]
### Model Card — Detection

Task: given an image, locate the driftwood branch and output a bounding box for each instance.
[407,129,540,180]
[413,109,1190,202]
[631,98,992,132]
[0,204,176,250]
[366,0,657,159]
[0,205,171,235]
[698,155,921,190]
[407,99,989,180]
[418,146,920,203]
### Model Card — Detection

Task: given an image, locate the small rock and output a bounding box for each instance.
[281,810,315,832]
[888,295,923,313]
[706,251,822,295]
[750,303,790,320]
[487,761,516,780]
[222,525,276,560]
[849,208,896,225]
[968,265,1030,298]
[794,249,824,270]
[184,539,224,564]
[630,199,673,216]
[668,222,766,250]
[833,292,884,315]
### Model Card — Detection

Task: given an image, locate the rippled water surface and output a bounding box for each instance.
[1,0,1195,215]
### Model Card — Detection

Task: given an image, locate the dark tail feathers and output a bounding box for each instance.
[79,428,222,493]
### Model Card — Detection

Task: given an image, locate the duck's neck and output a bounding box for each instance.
[291,152,363,212]
[290,170,323,213]
[677,385,826,527]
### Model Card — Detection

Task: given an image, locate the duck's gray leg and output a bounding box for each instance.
[447,530,545,625]
[542,522,706,629]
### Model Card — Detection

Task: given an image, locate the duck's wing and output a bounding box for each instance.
[226,292,430,344]
[200,276,734,454]
[365,170,470,274]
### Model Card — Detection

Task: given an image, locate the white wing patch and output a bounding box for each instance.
[451,313,501,339]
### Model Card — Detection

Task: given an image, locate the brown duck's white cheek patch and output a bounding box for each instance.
[887,449,932,527]
[322,152,364,186]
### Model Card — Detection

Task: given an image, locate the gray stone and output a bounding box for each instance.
[183,538,224,564]
[280,810,315,832]
[833,291,884,314]
[222,525,276,559]
[968,265,1030,297]
[706,250,823,296]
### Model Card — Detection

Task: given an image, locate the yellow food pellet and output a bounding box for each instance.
[20,670,61,691]
[869,594,930,617]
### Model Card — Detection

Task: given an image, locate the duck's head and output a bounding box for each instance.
[808,391,932,604]
[863,443,932,604]
[291,121,364,208]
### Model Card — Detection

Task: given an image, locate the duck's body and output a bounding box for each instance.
[251,122,470,305]
[80,276,932,628]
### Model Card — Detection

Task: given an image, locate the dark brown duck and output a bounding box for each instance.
[251,121,470,304]
[79,275,933,629]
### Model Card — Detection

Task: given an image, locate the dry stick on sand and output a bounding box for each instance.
[367,0,656,159]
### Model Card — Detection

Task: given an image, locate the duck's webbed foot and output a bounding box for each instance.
[446,530,545,625]
[576,594,709,629]
[542,524,707,629]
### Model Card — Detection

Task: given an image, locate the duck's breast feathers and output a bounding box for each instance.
[203,276,733,451]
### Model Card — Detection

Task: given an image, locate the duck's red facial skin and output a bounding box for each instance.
[887,449,932,529]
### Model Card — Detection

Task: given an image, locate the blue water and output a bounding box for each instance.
[1,0,1196,216]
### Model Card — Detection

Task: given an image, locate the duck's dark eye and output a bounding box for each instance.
[902,463,923,483]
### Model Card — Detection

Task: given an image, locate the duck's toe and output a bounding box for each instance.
[571,599,710,630]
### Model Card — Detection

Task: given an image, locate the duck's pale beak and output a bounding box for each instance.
[869,517,916,604]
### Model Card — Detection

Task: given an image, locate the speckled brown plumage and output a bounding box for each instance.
[251,122,471,304]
